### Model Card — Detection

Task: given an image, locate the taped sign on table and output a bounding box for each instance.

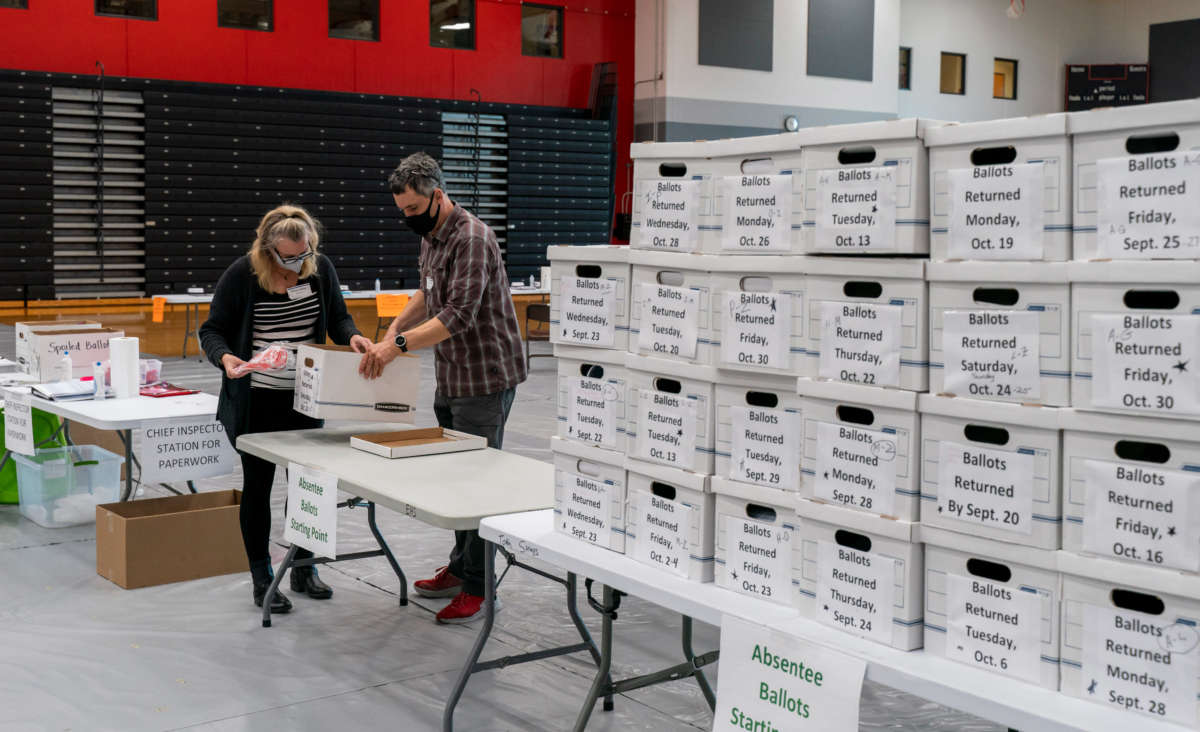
[1083,459,1200,572]
[637,283,700,359]
[1097,151,1200,259]
[720,174,793,251]
[284,462,338,560]
[947,163,1046,260]
[139,417,238,484]
[637,179,700,252]
[1090,313,1200,416]
[2,387,34,456]
[558,277,616,347]
[813,166,898,252]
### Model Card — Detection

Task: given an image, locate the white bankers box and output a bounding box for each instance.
[27,327,124,381]
[625,354,716,475]
[549,244,631,351]
[624,457,715,582]
[927,261,1071,407]
[552,437,627,554]
[708,254,809,378]
[293,344,419,422]
[629,140,711,253]
[1070,98,1200,261]
[926,113,1072,261]
[15,319,101,374]
[714,373,804,493]
[797,378,921,522]
[801,118,940,255]
[918,394,1062,550]
[555,345,629,455]
[713,476,797,605]
[793,498,924,650]
[1069,260,1200,420]
[922,525,1062,691]
[804,256,928,392]
[628,250,716,366]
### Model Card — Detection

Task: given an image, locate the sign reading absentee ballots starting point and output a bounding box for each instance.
[139,417,238,484]
[284,462,338,559]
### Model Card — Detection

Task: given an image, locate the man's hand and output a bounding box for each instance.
[358,339,400,380]
[221,353,248,379]
[349,334,372,354]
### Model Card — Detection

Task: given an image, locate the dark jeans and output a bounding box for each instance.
[434,386,517,596]
[239,387,322,564]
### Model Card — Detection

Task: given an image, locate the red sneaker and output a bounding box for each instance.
[435,591,500,624]
[414,566,463,598]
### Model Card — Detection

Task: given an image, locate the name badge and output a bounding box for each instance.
[426,276,434,290]
[286,283,313,300]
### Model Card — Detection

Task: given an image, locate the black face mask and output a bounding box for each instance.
[405,192,441,237]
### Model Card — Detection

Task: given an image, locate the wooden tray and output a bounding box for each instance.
[349,427,487,459]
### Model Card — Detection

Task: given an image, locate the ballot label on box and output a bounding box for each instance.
[1083,459,1200,572]
[814,422,897,516]
[2,387,34,456]
[567,376,619,449]
[816,540,896,644]
[637,283,700,359]
[559,277,617,347]
[293,363,320,418]
[633,490,691,577]
[730,405,800,491]
[813,166,897,252]
[818,301,902,388]
[638,179,700,252]
[724,516,792,604]
[721,174,793,252]
[1081,602,1199,726]
[947,163,1046,260]
[936,440,1034,535]
[559,471,615,548]
[720,291,791,370]
[942,310,1041,402]
[636,389,697,469]
[1097,151,1200,259]
[945,574,1042,683]
[1090,313,1200,416]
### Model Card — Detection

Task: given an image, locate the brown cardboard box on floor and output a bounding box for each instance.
[96,490,247,589]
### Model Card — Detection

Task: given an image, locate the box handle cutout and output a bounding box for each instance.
[834,529,872,553]
[966,557,1012,583]
[972,287,1020,306]
[836,405,875,426]
[745,391,779,408]
[580,363,604,379]
[1123,290,1180,309]
[575,264,601,278]
[1114,439,1170,464]
[575,459,602,478]
[653,378,682,394]
[650,481,677,500]
[843,281,883,299]
[304,357,314,368]
[656,271,685,287]
[745,503,777,521]
[741,157,774,174]
[1111,588,1165,615]
[740,276,773,292]
[838,146,876,165]
[1125,132,1179,155]
[963,424,1009,445]
[658,163,688,177]
[970,145,1018,166]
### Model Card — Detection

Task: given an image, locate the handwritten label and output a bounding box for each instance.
[567,376,619,449]
[636,389,697,470]
[1097,151,1200,259]
[730,406,800,491]
[2,387,34,456]
[724,516,792,604]
[722,174,792,251]
[946,574,1042,683]
[637,283,700,359]
[140,417,238,484]
[283,462,337,559]
[637,179,700,251]
[943,310,1041,402]
[633,490,691,577]
[816,539,896,644]
[814,422,897,516]
[819,301,902,387]
[947,163,1045,260]
[558,471,615,549]
[292,364,320,418]
[1083,460,1200,572]
[1090,313,1200,416]
[559,277,616,347]
[813,166,897,252]
[721,291,791,370]
[936,440,1034,535]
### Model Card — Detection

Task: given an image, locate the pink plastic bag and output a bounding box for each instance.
[232,345,289,376]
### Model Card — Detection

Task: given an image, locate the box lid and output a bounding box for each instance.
[552,344,628,366]
[704,254,808,275]
[1067,98,1200,136]
[548,244,629,264]
[919,524,1059,572]
[703,130,813,158]
[924,113,1070,147]
[1058,549,1200,600]
[712,474,797,511]
[1059,407,1200,442]
[714,369,799,393]
[29,327,123,336]
[624,456,711,493]
[1067,260,1200,283]
[549,435,625,469]
[796,496,919,542]
[625,352,719,384]
[630,139,715,160]
[628,249,725,270]
[797,377,919,411]
[799,118,945,147]
[918,393,1064,430]
[803,255,926,279]
[926,260,1070,283]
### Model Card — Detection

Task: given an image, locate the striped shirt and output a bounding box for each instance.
[420,204,528,397]
[250,289,318,390]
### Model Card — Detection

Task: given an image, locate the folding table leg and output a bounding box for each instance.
[442,540,497,732]
[566,573,613,712]
[366,501,407,606]
[118,429,135,501]
[262,544,299,628]
[181,304,190,359]
[572,584,616,732]
[682,615,716,709]
[192,304,203,360]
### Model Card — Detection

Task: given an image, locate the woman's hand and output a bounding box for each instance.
[349,334,372,354]
[221,353,249,379]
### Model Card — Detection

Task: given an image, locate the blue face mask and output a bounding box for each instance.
[271,247,312,274]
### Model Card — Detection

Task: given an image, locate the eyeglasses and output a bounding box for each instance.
[272,248,314,266]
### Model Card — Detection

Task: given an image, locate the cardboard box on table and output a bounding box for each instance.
[27,328,124,381]
[714,372,804,493]
[293,344,419,422]
[554,344,629,455]
[14,319,101,374]
[712,475,797,605]
[624,456,715,582]
[549,244,631,351]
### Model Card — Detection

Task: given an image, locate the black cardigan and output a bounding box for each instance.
[200,254,361,442]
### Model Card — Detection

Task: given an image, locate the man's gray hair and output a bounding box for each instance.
[388,152,443,197]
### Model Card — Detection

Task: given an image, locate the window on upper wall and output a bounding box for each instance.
[899,46,911,90]
[431,0,475,50]
[0,1,29,9]
[521,3,564,58]
[95,0,156,20]
[219,0,272,31]
[940,52,966,94]
[994,57,1018,99]
[329,0,379,41]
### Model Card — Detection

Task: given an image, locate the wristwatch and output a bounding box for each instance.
[393,333,408,352]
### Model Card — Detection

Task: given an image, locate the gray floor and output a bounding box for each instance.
[0,328,1002,732]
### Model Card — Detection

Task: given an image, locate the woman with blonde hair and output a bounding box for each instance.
[200,204,371,614]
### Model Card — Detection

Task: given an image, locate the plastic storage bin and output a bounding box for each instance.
[14,445,124,528]
[549,245,631,351]
[0,407,65,504]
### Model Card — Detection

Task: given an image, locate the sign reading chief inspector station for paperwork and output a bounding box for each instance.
[139,416,238,484]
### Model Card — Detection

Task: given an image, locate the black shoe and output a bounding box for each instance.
[291,566,333,599]
[253,581,293,613]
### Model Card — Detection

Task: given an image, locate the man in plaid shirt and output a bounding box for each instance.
[360,152,528,623]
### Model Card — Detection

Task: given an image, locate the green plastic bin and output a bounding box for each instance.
[0,408,67,504]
